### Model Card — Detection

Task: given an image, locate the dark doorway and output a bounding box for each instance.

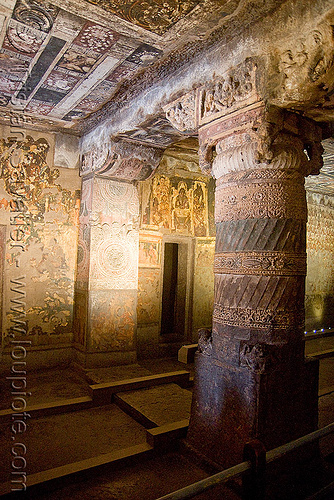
[161,243,178,334]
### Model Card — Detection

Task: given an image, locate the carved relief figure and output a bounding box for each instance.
[198,328,213,355]
[278,23,334,103]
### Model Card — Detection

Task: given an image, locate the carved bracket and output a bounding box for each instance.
[164,91,198,133]
[80,138,164,180]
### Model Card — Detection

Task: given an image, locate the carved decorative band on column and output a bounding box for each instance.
[214,251,307,276]
[215,174,307,222]
[212,304,304,330]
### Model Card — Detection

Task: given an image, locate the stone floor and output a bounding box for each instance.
[31,452,241,500]
[0,404,147,482]
[0,352,333,499]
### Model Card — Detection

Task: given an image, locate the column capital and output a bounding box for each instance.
[80,138,163,181]
[199,104,323,179]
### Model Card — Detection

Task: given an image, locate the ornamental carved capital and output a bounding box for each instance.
[198,105,323,178]
[80,138,163,180]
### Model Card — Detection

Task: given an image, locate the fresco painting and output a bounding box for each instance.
[0,132,80,344]
[142,174,210,237]
[89,290,136,351]
[306,192,334,330]
[192,239,215,335]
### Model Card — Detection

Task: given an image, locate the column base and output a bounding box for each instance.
[187,352,319,470]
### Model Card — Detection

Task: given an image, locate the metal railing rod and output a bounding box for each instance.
[155,422,334,500]
[156,460,250,500]
[266,422,334,464]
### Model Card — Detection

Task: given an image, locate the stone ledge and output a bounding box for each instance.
[146,419,189,449]
[0,443,153,497]
[178,344,198,364]
[306,349,334,360]
[0,396,94,422]
[89,371,190,404]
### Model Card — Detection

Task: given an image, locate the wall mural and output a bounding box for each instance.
[142,174,211,237]
[73,177,140,352]
[89,290,136,351]
[137,231,162,326]
[137,268,161,324]
[138,169,215,345]
[192,239,215,336]
[0,133,80,344]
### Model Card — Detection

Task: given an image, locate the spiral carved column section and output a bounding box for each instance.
[187,109,321,469]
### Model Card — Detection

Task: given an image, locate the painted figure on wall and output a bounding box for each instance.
[172,182,191,232]
[144,174,210,237]
[0,134,80,342]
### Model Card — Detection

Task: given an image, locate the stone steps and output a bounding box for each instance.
[114,383,192,428]
[0,370,193,498]
[89,370,191,404]
[0,442,154,497]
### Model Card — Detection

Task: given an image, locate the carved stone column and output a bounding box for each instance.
[186,104,322,468]
[73,139,163,368]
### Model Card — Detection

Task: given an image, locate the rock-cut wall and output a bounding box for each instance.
[306,191,334,331]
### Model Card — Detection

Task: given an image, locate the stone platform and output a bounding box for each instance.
[115,383,192,428]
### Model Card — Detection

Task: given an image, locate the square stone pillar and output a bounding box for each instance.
[73,176,139,368]
[72,138,163,369]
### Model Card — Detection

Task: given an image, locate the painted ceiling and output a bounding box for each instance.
[0,0,333,192]
[0,0,236,132]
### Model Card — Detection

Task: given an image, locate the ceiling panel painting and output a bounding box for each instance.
[84,0,200,35]
[0,0,164,126]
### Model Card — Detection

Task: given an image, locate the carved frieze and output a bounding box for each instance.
[164,91,197,133]
[214,174,307,222]
[213,304,303,330]
[214,251,307,276]
[199,59,259,126]
[81,141,114,176]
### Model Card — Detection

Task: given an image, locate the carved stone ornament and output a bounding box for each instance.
[213,304,303,330]
[275,22,334,107]
[214,251,307,276]
[214,171,307,222]
[239,343,274,374]
[197,328,213,356]
[81,138,163,180]
[164,92,197,133]
[198,103,323,178]
[199,59,258,125]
